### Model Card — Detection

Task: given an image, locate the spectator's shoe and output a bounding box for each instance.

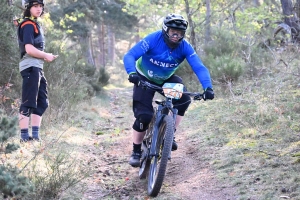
[20,136,32,143]
[31,137,40,141]
[20,138,29,143]
[129,151,141,167]
[172,137,178,151]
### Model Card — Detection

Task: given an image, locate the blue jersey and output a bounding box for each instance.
[123,30,212,89]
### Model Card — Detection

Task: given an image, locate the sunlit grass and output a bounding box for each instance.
[181,50,300,199]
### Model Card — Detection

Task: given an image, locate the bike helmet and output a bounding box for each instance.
[22,0,44,9]
[162,13,188,48]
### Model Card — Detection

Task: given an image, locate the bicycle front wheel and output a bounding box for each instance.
[139,113,156,179]
[147,115,174,197]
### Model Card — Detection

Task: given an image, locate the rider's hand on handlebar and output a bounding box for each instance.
[203,87,214,100]
[128,73,140,85]
[194,94,202,100]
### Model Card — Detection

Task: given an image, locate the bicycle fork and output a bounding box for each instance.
[148,114,162,159]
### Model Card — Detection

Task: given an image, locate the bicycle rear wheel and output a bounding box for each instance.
[147,115,174,197]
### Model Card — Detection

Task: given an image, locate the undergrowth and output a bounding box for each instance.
[185,49,300,199]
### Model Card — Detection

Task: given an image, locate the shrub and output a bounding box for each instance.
[89,67,110,94]
[175,60,200,91]
[26,150,88,200]
[0,165,34,199]
[202,29,245,83]
[205,54,245,83]
[0,111,34,199]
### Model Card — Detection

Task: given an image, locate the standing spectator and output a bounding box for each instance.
[18,0,58,142]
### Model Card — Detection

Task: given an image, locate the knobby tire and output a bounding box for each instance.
[139,111,156,179]
[147,115,174,197]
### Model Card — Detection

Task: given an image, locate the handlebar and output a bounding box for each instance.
[138,80,203,100]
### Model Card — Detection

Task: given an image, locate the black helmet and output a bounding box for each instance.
[22,0,44,9]
[162,14,188,48]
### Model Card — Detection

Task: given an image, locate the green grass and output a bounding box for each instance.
[183,50,300,199]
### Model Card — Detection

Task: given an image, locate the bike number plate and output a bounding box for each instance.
[162,83,184,99]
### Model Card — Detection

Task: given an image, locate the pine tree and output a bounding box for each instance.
[0,0,22,113]
[0,0,20,83]
[0,110,34,198]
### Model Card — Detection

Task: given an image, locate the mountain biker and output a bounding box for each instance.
[123,13,214,167]
[18,0,57,142]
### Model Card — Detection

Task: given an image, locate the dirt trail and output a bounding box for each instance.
[81,86,237,200]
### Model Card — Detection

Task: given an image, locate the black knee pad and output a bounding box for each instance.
[19,106,33,117]
[32,104,48,116]
[132,114,153,132]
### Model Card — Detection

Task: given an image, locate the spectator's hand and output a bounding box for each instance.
[128,73,140,85]
[44,53,58,62]
[203,87,214,100]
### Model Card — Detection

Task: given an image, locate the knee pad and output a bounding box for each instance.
[32,100,49,116]
[132,114,153,132]
[19,106,33,117]
[32,105,48,116]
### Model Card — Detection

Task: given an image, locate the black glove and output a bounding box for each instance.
[128,73,140,85]
[203,87,214,100]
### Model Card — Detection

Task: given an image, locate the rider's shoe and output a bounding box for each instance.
[129,151,142,167]
[172,137,178,151]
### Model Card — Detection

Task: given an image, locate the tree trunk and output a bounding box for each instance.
[79,36,95,66]
[184,0,197,52]
[280,0,300,38]
[295,0,300,19]
[204,0,212,43]
[97,22,105,68]
[281,0,296,26]
[252,0,262,7]
[107,25,115,66]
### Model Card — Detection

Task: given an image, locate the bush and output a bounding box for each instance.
[0,111,34,199]
[26,150,88,200]
[205,54,245,83]
[89,67,110,94]
[175,60,201,91]
[202,27,273,82]
[0,2,22,115]
[0,165,34,199]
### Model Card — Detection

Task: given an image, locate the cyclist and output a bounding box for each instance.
[123,13,214,167]
[18,0,57,142]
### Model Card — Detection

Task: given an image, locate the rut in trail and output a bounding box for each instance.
[81,87,237,200]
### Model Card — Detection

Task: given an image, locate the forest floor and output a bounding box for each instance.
[76,85,237,200]
[13,79,300,200]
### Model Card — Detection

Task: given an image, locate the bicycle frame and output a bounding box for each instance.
[149,97,178,159]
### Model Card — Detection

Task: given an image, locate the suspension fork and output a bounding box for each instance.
[165,97,178,128]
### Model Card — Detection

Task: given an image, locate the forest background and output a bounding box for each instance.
[0,0,300,199]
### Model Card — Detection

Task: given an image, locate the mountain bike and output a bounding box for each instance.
[137,80,203,197]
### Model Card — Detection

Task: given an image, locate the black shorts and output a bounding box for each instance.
[132,74,191,118]
[20,67,48,109]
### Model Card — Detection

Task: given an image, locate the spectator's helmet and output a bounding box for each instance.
[22,0,45,17]
[162,13,188,48]
[22,0,44,9]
